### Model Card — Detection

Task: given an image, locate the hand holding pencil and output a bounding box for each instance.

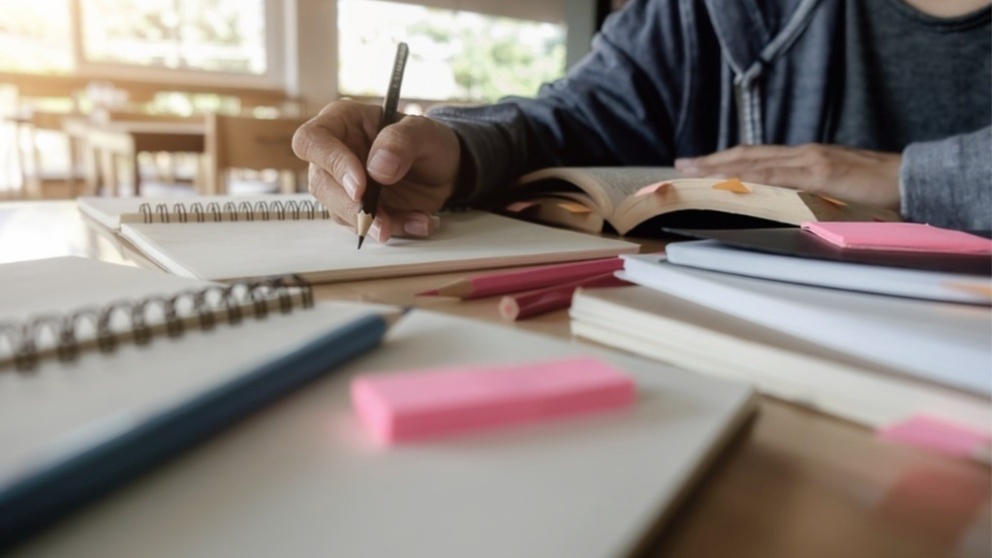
[292,43,460,245]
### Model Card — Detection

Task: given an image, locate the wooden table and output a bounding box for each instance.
[0,200,988,558]
[63,118,205,197]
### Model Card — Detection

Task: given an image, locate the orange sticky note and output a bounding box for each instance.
[711,178,750,193]
[557,201,593,214]
[634,181,671,197]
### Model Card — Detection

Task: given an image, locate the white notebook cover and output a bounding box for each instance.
[570,285,991,431]
[666,239,991,304]
[621,254,992,397]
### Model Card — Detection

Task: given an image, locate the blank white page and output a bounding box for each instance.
[120,212,639,282]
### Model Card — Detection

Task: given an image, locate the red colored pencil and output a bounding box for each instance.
[499,273,630,321]
[418,257,625,299]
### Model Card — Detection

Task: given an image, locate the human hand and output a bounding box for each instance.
[292,99,461,243]
[675,144,903,210]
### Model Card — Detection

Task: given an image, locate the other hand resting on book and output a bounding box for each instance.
[675,144,903,211]
[292,99,460,244]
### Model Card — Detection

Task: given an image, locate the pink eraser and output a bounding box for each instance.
[351,356,636,444]
[802,221,992,254]
[878,415,992,459]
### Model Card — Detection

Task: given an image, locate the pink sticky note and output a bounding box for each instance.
[802,221,992,254]
[351,356,636,444]
[878,416,992,460]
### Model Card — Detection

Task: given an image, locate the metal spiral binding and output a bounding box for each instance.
[0,275,313,372]
[137,199,330,224]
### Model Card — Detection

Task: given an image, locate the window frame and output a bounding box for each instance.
[67,0,286,89]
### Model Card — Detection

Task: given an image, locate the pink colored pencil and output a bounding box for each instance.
[418,257,625,299]
[499,272,630,321]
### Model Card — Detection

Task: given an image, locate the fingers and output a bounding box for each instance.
[308,164,362,227]
[309,165,438,245]
[367,115,457,186]
[292,101,379,201]
[676,144,801,175]
[675,144,838,190]
[294,101,451,245]
[368,209,440,244]
[727,167,811,190]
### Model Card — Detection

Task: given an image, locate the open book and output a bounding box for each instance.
[4,258,756,557]
[505,167,901,235]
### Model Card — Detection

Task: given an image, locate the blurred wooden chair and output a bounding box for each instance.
[205,113,309,195]
[14,110,79,199]
[96,110,204,194]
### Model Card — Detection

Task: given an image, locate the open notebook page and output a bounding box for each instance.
[520,167,681,216]
[120,211,639,282]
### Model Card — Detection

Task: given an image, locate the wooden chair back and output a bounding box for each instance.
[206,113,309,195]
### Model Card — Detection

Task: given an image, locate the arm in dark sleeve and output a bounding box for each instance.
[900,126,992,230]
[429,0,706,207]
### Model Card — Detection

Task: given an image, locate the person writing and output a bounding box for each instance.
[293,0,991,244]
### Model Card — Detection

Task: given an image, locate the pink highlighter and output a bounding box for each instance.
[351,356,636,444]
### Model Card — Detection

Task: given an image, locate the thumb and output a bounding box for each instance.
[366,115,451,185]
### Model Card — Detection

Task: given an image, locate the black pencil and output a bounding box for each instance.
[357,42,409,249]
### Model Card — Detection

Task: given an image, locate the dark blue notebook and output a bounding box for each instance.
[0,257,396,550]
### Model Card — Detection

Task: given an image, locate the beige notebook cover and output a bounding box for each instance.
[11,304,755,558]
[120,211,640,283]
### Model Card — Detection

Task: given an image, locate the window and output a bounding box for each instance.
[0,0,281,87]
[0,0,73,73]
[79,0,268,75]
[337,0,566,103]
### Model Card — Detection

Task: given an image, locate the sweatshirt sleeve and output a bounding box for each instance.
[428,0,711,207]
[900,126,992,231]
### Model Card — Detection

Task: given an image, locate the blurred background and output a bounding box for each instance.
[0,0,627,199]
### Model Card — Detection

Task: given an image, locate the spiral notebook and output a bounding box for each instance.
[77,194,319,231]
[7,282,756,558]
[0,256,397,547]
[110,199,639,283]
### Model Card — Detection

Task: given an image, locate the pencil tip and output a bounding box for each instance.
[357,235,365,250]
